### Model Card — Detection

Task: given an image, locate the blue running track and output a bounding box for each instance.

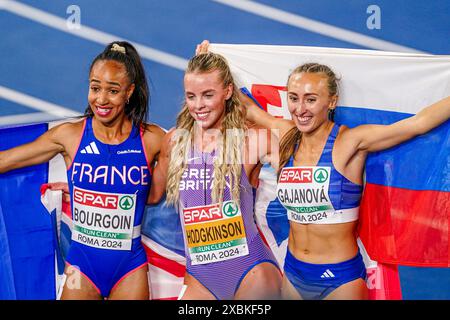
[0,0,449,299]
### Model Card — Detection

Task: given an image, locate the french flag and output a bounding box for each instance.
[0,122,56,299]
[211,43,450,299]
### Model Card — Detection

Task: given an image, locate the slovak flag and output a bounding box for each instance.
[210,43,450,299]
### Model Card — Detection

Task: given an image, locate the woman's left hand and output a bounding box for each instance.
[195,40,210,55]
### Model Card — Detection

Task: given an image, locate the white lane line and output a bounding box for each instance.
[0,0,188,70]
[212,0,425,54]
[0,85,81,118]
[0,112,66,126]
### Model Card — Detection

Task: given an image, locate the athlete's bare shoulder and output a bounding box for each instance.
[141,123,165,145]
[48,117,86,148]
[333,124,355,152]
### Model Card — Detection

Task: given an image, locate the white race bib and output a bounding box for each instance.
[71,186,136,250]
[183,200,249,265]
[277,166,358,224]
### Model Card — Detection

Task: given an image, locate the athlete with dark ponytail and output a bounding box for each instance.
[0,41,165,299]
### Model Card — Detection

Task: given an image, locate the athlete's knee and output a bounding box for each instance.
[259,262,282,284]
[244,262,282,298]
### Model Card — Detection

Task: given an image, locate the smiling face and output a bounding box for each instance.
[184,69,232,131]
[88,60,135,125]
[287,72,337,134]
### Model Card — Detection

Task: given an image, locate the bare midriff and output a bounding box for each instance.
[288,220,359,264]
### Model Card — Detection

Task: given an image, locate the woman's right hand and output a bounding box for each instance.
[195,40,210,55]
[45,182,71,203]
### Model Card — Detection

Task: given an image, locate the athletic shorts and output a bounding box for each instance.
[283,249,367,300]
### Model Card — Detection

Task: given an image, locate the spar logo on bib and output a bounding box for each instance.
[119,196,134,210]
[279,168,313,183]
[314,168,328,183]
[183,203,223,224]
[223,201,239,217]
[73,188,118,209]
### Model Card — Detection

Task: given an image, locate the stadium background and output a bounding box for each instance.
[0,0,449,299]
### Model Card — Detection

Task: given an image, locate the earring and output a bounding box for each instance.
[327,108,335,121]
[126,98,130,105]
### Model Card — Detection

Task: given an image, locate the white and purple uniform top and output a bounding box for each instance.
[178,147,278,300]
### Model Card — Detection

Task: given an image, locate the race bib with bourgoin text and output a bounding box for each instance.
[71,186,136,250]
[183,200,249,265]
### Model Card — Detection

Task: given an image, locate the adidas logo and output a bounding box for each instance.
[80,142,100,155]
[320,269,335,278]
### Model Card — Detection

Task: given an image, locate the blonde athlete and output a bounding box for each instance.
[149,52,282,300]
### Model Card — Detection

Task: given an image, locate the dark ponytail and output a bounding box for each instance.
[85,41,150,130]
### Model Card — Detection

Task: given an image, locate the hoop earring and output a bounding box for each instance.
[327,108,335,121]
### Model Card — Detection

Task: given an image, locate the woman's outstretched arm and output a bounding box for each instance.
[343,95,450,154]
[0,122,73,173]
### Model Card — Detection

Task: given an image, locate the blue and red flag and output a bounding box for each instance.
[211,43,450,299]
